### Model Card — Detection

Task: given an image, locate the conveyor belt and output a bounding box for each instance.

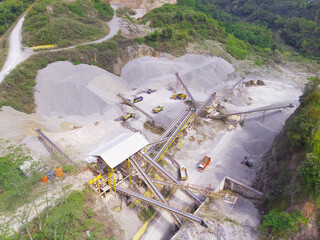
[146,138,170,147]
[140,152,202,205]
[117,187,208,227]
[152,110,194,162]
[218,77,245,104]
[147,109,189,155]
[118,94,166,129]
[35,128,77,167]
[175,73,199,108]
[195,93,216,115]
[129,157,182,225]
[212,104,294,118]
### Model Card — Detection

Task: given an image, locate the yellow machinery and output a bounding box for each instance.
[152,106,164,113]
[171,92,186,100]
[121,112,134,120]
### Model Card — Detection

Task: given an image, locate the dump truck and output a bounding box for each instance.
[133,96,143,103]
[171,92,186,100]
[180,166,188,181]
[152,105,164,113]
[197,156,211,172]
[121,112,134,120]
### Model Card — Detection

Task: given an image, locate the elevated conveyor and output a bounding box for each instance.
[152,109,194,163]
[118,93,166,129]
[129,157,182,225]
[140,152,202,205]
[218,77,245,104]
[35,128,77,167]
[196,93,217,115]
[117,187,208,227]
[212,104,294,118]
[147,109,189,155]
[175,73,199,108]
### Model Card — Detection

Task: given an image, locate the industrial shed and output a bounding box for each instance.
[86,132,149,169]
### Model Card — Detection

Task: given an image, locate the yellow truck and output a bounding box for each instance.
[152,106,164,113]
[171,92,186,100]
[121,112,134,120]
[180,166,188,181]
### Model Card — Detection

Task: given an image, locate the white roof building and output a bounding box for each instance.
[86,132,149,169]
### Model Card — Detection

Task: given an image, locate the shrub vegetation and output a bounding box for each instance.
[23,0,113,47]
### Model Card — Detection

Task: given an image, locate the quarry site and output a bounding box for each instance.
[0,1,317,240]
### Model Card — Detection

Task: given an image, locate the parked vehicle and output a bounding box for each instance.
[180,166,188,180]
[152,105,164,113]
[197,156,211,172]
[121,112,134,120]
[133,96,143,103]
[171,92,186,100]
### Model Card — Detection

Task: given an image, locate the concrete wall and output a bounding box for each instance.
[216,177,264,200]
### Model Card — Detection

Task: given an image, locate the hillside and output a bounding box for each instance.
[193,0,320,58]
[257,77,320,239]
[22,0,113,47]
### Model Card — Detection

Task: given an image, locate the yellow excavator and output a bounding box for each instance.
[171,92,186,100]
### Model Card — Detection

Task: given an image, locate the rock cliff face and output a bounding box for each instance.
[106,0,177,10]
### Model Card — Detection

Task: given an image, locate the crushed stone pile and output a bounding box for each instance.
[34,62,128,117]
[121,54,234,94]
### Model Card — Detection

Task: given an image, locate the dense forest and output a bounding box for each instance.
[257,77,320,238]
[0,0,34,36]
[179,0,320,58]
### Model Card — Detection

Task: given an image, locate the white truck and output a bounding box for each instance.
[180,166,188,181]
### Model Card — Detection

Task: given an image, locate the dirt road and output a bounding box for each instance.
[0,15,33,83]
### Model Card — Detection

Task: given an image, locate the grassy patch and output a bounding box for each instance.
[138,206,156,222]
[116,6,136,22]
[0,140,44,213]
[140,4,226,56]
[0,15,15,70]
[23,0,113,47]
[14,187,117,240]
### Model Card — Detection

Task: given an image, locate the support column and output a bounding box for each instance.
[127,159,131,184]
[193,114,195,136]
[144,148,147,170]
[97,181,101,195]
[108,165,112,193]
[112,169,117,196]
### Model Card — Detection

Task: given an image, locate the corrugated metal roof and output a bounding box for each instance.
[87,132,149,169]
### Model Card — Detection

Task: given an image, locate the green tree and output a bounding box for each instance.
[302,152,320,198]
[0,140,42,212]
[260,209,308,239]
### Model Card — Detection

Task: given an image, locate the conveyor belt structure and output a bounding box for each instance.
[35,128,77,167]
[117,187,208,228]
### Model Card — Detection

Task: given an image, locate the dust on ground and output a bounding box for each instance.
[0,51,313,239]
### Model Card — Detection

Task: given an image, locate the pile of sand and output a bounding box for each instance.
[120,54,234,94]
[34,62,128,117]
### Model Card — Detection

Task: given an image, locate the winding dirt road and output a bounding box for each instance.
[0,5,121,84]
[0,15,33,83]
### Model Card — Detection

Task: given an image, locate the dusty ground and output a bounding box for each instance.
[0,52,311,239]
